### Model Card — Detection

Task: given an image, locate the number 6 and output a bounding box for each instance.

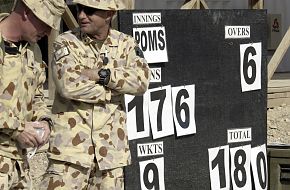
[240,42,262,92]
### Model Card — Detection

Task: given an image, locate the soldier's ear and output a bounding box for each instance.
[22,6,31,20]
[106,11,116,19]
[105,11,115,25]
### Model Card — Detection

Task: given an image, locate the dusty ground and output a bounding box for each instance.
[267,104,290,144]
[29,104,290,188]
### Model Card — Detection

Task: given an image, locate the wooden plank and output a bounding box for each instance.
[268,80,290,88]
[268,80,290,94]
[268,27,290,81]
[268,78,290,93]
[48,30,59,100]
[248,0,264,9]
[268,87,290,93]
[62,5,79,30]
[268,92,290,99]
[181,0,198,9]
[120,0,135,9]
[112,0,135,30]
[267,77,290,109]
[196,0,200,9]
[268,97,290,108]
[200,0,209,9]
[181,0,208,9]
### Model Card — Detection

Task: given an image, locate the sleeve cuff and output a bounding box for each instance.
[39,117,54,130]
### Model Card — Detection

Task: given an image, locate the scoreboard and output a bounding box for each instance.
[118,10,267,190]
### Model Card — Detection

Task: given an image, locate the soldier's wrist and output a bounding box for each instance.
[11,126,25,140]
[39,117,54,131]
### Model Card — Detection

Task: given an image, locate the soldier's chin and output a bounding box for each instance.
[80,26,88,33]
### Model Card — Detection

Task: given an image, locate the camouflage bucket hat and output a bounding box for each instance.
[22,0,66,30]
[73,0,125,11]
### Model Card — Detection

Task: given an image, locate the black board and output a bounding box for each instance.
[118,10,267,190]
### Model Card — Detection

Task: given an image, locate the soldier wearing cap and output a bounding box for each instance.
[40,0,150,189]
[0,0,65,189]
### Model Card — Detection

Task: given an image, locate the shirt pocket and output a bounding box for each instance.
[109,46,127,68]
[79,54,100,69]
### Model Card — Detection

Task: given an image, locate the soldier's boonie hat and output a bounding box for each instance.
[22,0,66,30]
[73,0,125,11]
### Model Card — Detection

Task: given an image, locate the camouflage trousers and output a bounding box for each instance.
[0,155,32,190]
[39,159,124,190]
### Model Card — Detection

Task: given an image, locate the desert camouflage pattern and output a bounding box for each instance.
[73,0,125,10]
[0,155,32,190]
[0,14,51,159]
[48,28,150,170]
[22,0,66,30]
[40,159,123,190]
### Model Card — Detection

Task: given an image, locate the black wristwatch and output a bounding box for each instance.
[98,69,111,86]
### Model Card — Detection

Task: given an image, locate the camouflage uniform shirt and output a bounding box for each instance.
[0,14,51,159]
[49,28,150,170]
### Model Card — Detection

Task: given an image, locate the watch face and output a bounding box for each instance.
[98,69,110,85]
[99,70,107,77]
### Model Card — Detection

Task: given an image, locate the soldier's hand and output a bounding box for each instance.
[37,121,51,146]
[15,122,43,149]
[81,69,100,81]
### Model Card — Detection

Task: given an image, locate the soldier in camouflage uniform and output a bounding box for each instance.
[40,0,150,189]
[0,0,65,189]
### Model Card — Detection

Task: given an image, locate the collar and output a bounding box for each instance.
[79,29,119,47]
[3,40,28,55]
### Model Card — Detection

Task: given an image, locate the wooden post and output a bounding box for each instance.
[248,0,264,9]
[48,30,59,101]
[62,5,79,30]
[196,0,200,9]
[268,27,290,81]
[112,0,135,30]
[120,0,135,9]
[200,0,209,9]
[181,0,208,9]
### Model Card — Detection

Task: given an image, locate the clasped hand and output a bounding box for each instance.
[15,121,50,149]
[81,68,100,81]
